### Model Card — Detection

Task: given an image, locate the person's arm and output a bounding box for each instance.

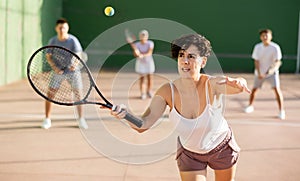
[140,47,153,57]
[69,36,83,71]
[267,43,283,75]
[210,76,251,95]
[46,53,63,74]
[254,59,266,79]
[252,45,265,78]
[111,84,169,133]
[267,59,282,75]
[254,60,261,75]
[130,43,142,58]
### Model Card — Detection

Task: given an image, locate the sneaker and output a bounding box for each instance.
[147,91,153,98]
[279,110,286,120]
[244,105,254,113]
[78,117,88,129]
[41,118,51,129]
[141,93,147,100]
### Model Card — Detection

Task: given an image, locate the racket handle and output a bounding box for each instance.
[124,113,143,128]
[111,105,143,128]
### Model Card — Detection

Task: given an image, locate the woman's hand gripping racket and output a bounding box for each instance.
[27,45,143,128]
[124,29,142,57]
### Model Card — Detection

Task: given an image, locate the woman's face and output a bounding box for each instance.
[177,44,206,79]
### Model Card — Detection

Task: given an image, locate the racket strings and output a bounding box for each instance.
[29,47,92,104]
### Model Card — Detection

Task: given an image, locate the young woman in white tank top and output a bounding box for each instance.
[109,34,251,181]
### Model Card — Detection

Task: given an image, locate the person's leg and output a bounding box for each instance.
[42,88,57,129]
[180,170,207,181]
[45,100,52,118]
[139,75,146,99]
[139,75,144,92]
[214,164,237,181]
[73,88,83,118]
[45,87,58,118]
[270,73,284,111]
[71,73,88,128]
[76,104,88,129]
[273,87,284,111]
[244,88,257,113]
[245,74,263,113]
[273,87,285,119]
[146,74,153,97]
[248,88,258,106]
[43,72,62,126]
[269,73,285,119]
[76,105,83,118]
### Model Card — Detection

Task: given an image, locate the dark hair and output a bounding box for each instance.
[56,18,68,25]
[171,34,212,59]
[259,29,272,35]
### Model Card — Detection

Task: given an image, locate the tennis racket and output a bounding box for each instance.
[27,45,143,128]
[124,29,141,56]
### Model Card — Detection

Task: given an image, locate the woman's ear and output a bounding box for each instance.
[201,57,208,68]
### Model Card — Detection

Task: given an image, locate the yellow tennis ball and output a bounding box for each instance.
[104,6,115,17]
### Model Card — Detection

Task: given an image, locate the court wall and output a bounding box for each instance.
[0,0,299,87]
[62,0,300,73]
[0,0,62,86]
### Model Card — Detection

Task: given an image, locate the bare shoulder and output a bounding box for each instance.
[155,82,172,106]
[156,83,171,97]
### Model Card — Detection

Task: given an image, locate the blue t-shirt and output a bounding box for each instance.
[47,34,82,71]
[48,34,82,52]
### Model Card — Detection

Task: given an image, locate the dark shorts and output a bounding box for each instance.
[176,130,240,171]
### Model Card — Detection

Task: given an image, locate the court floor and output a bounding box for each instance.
[0,72,299,181]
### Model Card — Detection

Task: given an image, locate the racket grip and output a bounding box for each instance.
[124,113,143,128]
[111,105,143,128]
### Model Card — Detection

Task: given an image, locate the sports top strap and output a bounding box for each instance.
[169,77,211,109]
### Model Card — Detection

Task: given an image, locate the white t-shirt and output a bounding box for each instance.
[251,42,282,74]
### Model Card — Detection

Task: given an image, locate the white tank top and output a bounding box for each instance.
[169,79,229,154]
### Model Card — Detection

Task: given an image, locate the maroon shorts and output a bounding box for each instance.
[176,130,240,171]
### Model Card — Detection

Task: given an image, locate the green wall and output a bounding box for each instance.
[62,0,300,73]
[0,0,299,86]
[0,0,62,86]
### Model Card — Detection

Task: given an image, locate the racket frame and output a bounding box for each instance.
[27,45,113,109]
[27,45,143,128]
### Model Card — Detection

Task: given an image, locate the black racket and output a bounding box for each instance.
[27,45,143,128]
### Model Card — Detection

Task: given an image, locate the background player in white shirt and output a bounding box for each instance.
[244,29,285,120]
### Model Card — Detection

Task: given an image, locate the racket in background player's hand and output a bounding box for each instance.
[27,45,143,128]
[124,29,142,57]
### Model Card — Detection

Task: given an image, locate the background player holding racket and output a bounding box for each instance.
[42,18,88,129]
[110,34,251,181]
[244,29,285,120]
[126,30,155,100]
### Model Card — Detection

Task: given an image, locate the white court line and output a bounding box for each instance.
[1,114,300,127]
[229,120,300,127]
[0,114,74,119]
[0,113,100,120]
